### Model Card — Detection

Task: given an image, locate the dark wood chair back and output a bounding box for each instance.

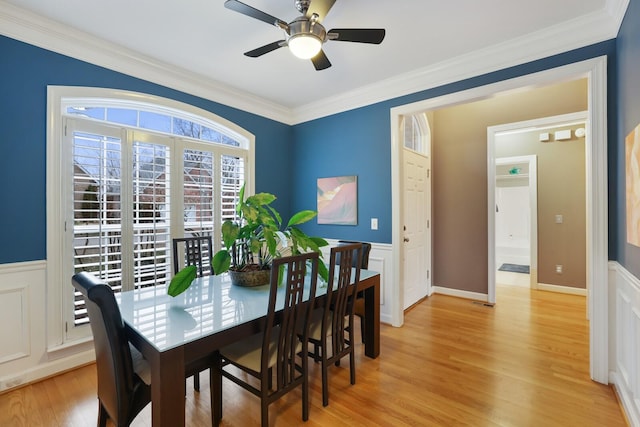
[71,271,150,427]
[172,236,213,277]
[309,242,362,406]
[338,240,371,269]
[172,235,214,391]
[214,252,319,426]
[263,252,318,394]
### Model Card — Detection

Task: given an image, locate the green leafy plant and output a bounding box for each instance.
[167,265,197,297]
[212,184,328,279]
[168,185,328,296]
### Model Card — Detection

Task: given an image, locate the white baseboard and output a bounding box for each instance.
[0,349,95,392]
[536,282,587,296]
[611,371,640,427]
[432,286,488,302]
[434,282,587,300]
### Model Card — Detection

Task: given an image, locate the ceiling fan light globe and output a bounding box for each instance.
[288,34,322,59]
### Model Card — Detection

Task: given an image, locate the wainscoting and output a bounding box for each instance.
[320,240,393,325]
[0,241,394,393]
[0,261,95,393]
[610,262,640,426]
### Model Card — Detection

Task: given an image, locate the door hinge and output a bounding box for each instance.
[427,219,430,228]
[65,322,68,333]
[427,270,430,280]
[64,124,67,137]
[427,169,430,178]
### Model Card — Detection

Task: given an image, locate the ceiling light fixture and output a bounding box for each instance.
[288,33,322,59]
[286,14,326,60]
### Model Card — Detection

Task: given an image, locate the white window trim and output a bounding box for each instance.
[46,86,255,351]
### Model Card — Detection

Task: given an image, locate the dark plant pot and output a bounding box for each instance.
[228,268,270,287]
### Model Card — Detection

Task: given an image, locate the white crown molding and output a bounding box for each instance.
[0,1,628,125]
[606,0,631,29]
[292,7,622,123]
[0,1,294,124]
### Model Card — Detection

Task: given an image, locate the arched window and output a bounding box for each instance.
[402,112,431,155]
[47,87,255,341]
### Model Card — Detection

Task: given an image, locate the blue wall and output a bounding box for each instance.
[292,41,617,246]
[1,13,632,263]
[616,0,640,275]
[0,35,293,264]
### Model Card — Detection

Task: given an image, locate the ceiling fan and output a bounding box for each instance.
[224,0,386,70]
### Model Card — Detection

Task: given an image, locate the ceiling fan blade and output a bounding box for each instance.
[244,40,286,58]
[327,28,386,44]
[311,49,332,70]
[305,0,336,22]
[224,0,288,28]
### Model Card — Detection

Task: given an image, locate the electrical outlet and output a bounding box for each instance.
[556,264,563,274]
[371,218,378,230]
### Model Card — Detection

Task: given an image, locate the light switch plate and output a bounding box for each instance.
[371,218,378,230]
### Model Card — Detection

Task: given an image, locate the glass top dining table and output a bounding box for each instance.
[116,269,380,427]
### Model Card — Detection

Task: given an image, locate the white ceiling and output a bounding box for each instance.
[0,0,626,123]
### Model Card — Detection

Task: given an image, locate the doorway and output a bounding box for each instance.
[494,155,538,293]
[389,57,608,383]
[487,112,588,304]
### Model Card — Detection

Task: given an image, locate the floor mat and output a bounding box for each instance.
[498,263,530,274]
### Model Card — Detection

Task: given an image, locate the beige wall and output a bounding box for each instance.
[431,78,587,294]
[495,125,586,288]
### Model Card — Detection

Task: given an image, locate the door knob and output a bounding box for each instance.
[404,237,410,242]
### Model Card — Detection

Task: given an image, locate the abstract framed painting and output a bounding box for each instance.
[627,123,640,247]
[317,176,357,225]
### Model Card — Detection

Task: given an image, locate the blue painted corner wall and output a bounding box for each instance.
[616,0,640,276]
[0,35,293,264]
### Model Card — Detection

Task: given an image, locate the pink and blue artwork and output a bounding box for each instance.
[317,176,357,225]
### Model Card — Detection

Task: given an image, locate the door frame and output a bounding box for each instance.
[389,56,608,383]
[490,154,539,301]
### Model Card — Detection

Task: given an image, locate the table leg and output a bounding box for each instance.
[150,347,186,427]
[362,275,380,358]
[211,351,222,426]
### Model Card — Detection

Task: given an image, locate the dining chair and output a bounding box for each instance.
[72,271,215,427]
[212,252,319,427]
[307,242,363,407]
[172,235,213,390]
[338,240,371,343]
[172,236,213,277]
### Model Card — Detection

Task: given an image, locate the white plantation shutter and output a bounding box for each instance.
[50,89,254,343]
[131,139,172,289]
[221,154,244,222]
[72,127,124,324]
[66,115,248,328]
[183,148,215,237]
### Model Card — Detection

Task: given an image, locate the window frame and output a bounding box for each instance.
[46,86,255,349]
[402,112,431,156]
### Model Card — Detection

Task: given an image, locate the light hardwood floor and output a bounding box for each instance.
[0,284,627,426]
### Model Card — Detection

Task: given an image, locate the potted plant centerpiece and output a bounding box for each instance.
[168,185,328,296]
[213,185,329,286]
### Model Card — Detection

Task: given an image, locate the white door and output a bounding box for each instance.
[403,148,431,309]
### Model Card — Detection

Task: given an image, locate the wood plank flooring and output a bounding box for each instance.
[0,284,627,426]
